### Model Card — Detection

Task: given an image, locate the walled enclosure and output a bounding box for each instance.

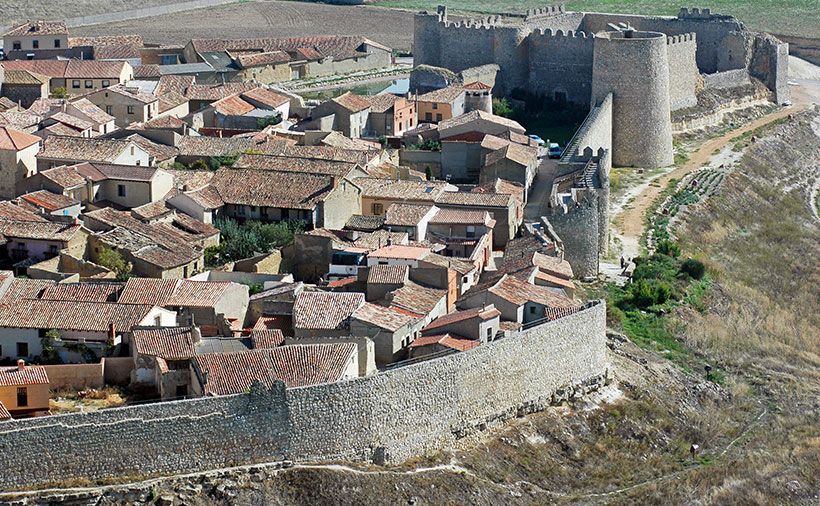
[0,302,608,491]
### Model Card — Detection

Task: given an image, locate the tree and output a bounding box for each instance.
[97,246,132,281]
[52,87,68,99]
[492,97,513,118]
[680,258,706,280]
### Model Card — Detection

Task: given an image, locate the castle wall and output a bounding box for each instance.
[750,35,790,104]
[0,303,609,491]
[591,31,674,168]
[527,29,595,104]
[666,34,699,111]
[560,93,612,163]
[547,190,601,278]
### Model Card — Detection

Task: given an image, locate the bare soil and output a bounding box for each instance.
[0,0,179,26]
[72,1,416,50]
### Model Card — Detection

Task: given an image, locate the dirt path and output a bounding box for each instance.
[613,101,809,255]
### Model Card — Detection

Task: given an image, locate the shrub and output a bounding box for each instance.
[96,246,132,281]
[52,87,68,99]
[656,240,681,258]
[680,258,706,280]
[190,159,209,171]
[213,218,304,263]
[492,97,513,118]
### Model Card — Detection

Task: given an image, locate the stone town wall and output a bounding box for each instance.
[0,303,609,491]
[547,190,602,278]
[666,34,699,110]
[702,68,751,90]
[527,29,595,104]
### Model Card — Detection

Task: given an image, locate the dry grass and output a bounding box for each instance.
[49,386,127,414]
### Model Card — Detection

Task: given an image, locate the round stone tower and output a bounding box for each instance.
[591,30,674,168]
[463,81,493,113]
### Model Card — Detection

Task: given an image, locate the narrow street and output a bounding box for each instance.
[523,157,558,221]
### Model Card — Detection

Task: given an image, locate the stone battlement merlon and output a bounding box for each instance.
[677,7,735,22]
[525,4,566,21]
[667,32,697,45]
[532,28,594,38]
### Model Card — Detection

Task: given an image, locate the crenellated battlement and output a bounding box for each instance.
[525,4,566,21]
[677,7,728,20]
[667,32,697,45]
[532,27,594,38]
[443,15,503,29]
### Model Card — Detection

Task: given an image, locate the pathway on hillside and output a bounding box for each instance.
[611,72,820,260]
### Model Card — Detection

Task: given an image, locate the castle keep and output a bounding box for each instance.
[414,5,789,168]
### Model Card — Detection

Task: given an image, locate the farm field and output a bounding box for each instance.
[72,1,416,50]
[0,0,179,26]
[374,0,820,38]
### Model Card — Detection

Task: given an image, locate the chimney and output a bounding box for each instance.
[17,359,25,371]
[191,325,202,344]
[109,322,116,341]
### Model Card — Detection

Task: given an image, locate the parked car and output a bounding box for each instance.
[528,134,546,147]
[548,143,562,159]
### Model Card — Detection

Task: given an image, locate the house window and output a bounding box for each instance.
[117,184,126,197]
[102,80,110,87]
[17,387,28,407]
[372,203,384,215]
[16,342,29,357]
[154,315,162,326]
[12,41,21,50]
[135,160,141,166]
[432,103,438,110]
[54,39,61,48]
[32,40,39,49]
[425,112,432,122]
[130,146,135,155]
[127,105,135,115]
[237,205,246,216]
[183,266,189,277]
[436,113,442,122]
[48,245,58,255]
[466,225,476,238]
[85,80,93,88]
[176,385,188,398]
[72,80,81,89]
[487,327,493,340]
[462,276,468,283]
[529,306,537,314]
[105,105,113,115]
[160,54,178,66]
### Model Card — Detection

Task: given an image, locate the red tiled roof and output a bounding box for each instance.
[118,278,232,308]
[193,343,356,395]
[292,291,364,331]
[241,88,289,109]
[132,326,196,360]
[489,275,576,308]
[118,278,180,305]
[368,245,430,261]
[333,92,371,113]
[423,306,500,332]
[233,50,291,68]
[352,302,414,332]
[249,329,284,349]
[387,282,446,315]
[463,81,491,90]
[0,126,40,151]
[3,20,67,37]
[0,364,49,387]
[169,280,232,307]
[210,168,334,210]
[19,190,77,211]
[409,333,479,352]
[326,276,357,288]
[384,203,436,227]
[38,282,122,303]
[366,265,408,285]
[0,300,155,334]
[0,401,10,420]
[213,94,255,116]
[253,316,279,330]
[429,208,490,225]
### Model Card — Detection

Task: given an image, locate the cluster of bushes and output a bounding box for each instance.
[408,139,441,152]
[206,217,303,266]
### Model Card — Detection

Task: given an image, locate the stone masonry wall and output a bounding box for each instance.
[0,303,608,491]
[527,29,595,104]
[667,34,699,111]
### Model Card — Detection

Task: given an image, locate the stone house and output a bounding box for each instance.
[407,332,481,359]
[0,215,88,266]
[416,86,465,124]
[435,191,518,249]
[2,21,69,60]
[28,98,117,135]
[480,136,539,190]
[350,301,417,365]
[0,60,133,97]
[382,281,448,328]
[364,94,416,138]
[36,136,151,170]
[19,162,173,209]
[0,126,40,199]
[83,84,160,128]
[383,203,439,241]
[0,70,50,108]
[308,92,372,138]
[232,51,292,84]
[207,89,290,130]
[131,326,204,399]
[421,305,501,343]
[189,343,359,396]
[367,245,431,268]
[18,190,81,218]
[354,177,455,217]
[417,252,477,298]
[0,361,49,418]
[457,274,577,325]
[437,110,526,140]
[427,208,495,264]
[35,111,95,139]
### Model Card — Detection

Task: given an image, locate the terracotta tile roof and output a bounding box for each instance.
[345,214,385,232]
[0,97,17,112]
[211,168,334,210]
[168,280,232,307]
[194,343,356,395]
[155,75,196,96]
[423,306,500,332]
[38,282,122,303]
[0,126,40,151]
[418,86,465,104]
[37,165,85,190]
[326,276,357,288]
[252,316,280,330]
[367,265,408,285]
[0,300,155,334]
[66,61,128,80]
[489,275,576,308]
[134,64,161,79]
[47,112,94,132]
[0,201,46,222]
[118,278,180,305]
[241,88,289,109]
[352,302,414,332]
[39,136,136,163]
[19,189,77,212]
[531,252,574,279]
[232,153,357,178]
[0,219,82,242]
[386,282,446,315]
[485,142,538,168]
[192,35,379,62]
[75,162,159,182]
[270,144,375,165]
[91,43,141,61]
[352,230,408,250]
[213,94,255,116]
[368,245,430,261]
[419,252,476,275]
[184,82,258,102]
[463,81,491,90]
[182,185,224,210]
[4,20,67,37]
[0,401,10,420]
[171,212,219,238]
[175,135,255,158]
[292,291,364,331]
[355,178,453,201]
[365,93,400,114]
[130,200,171,222]
[332,92,371,113]
[0,364,49,387]
[2,69,49,85]
[0,110,41,132]
[435,191,513,208]
[429,208,489,225]
[249,329,284,349]
[132,326,197,359]
[438,110,526,134]
[166,168,213,192]
[69,98,115,126]
[234,50,291,68]
[534,271,576,290]
[472,178,525,201]
[384,203,436,227]
[125,134,178,162]
[0,278,54,303]
[0,60,68,78]
[409,333,479,352]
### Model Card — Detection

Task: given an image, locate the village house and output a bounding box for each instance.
[355,177,455,217]
[0,202,88,267]
[306,92,372,139]
[382,281,448,327]
[416,86,465,124]
[190,342,359,396]
[364,94,416,138]
[0,69,50,108]
[231,51,292,84]
[18,190,81,218]
[83,84,159,128]
[19,162,174,209]
[383,203,439,241]
[408,332,480,358]
[479,135,539,190]
[28,98,117,136]
[421,305,501,343]
[367,245,431,268]
[0,126,40,199]
[350,301,417,365]
[435,191,519,249]
[206,88,290,130]
[36,136,152,170]
[36,111,95,139]
[0,299,176,362]
[2,21,69,60]
[1,60,133,97]
[131,326,201,399]
[0,361,49,418]
[427,207,495,269]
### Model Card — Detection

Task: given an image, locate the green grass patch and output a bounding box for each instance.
[375,0,819,38]
[730,117,790,151]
